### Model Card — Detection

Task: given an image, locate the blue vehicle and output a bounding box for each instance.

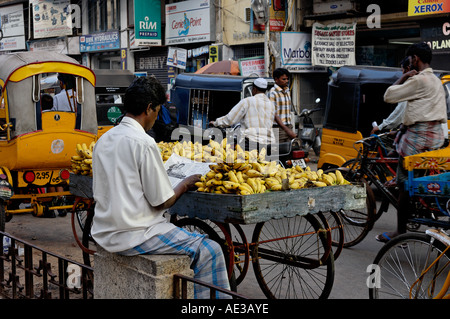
[170,73,274,141]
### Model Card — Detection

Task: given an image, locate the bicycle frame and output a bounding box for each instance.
[409,229,450,299]
[345,133,400,210]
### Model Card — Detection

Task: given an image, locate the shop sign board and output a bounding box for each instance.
[0,35,25,51]
[311,22,356,67]
[0,4,25,37]
[79,31,120,52]
[281,31,326,73]
[239,56,265,77]
[30,0,73,39]
[421,19,450,53]
[165,0,215,45]
[408,0,450,16]
[134,0,161,46]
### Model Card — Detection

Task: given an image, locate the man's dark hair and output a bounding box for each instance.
[41,93,53,110]
[406,42,432,64]
[57,73,76,90]
[123,76,166,116]
[273,68,290,79]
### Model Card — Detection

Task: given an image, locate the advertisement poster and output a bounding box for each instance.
[165,0,215,45]
[0,4,25,37]
[0,36,25,51]
[167,47,187,69]
[281,32,326,73]
[239,56,265,77]
[311,22,356,67]
[408,0,450,16]
[251,2,286,33]
[79,31,120,52]
[30,0,72,39]
[134,0,161,46]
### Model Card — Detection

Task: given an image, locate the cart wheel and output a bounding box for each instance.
[81,209,96,266]
[369,232,450,299]
[251,214,335,299]
[326,166,377,247]
[317,211,344,261]
[173,217,238,291]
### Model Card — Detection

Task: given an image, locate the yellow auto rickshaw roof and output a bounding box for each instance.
[0,51,95,88]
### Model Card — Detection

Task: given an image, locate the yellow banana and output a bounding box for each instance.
[246,169,264,178]
[206,179,222,187]
[238,183,253,194]
[76,143,84,156]
[335,170,345,185]
[223,181,240,190]
[313,181,327,187]
[227,171,239,183]
[236,171,245,183]
[247,178,258,193]
[214,173,223,180]
[270,184,282,191]
[195,182,205,188]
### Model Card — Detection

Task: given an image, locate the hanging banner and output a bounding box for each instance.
[167,47,187,69]
[311,22,356,67]
[30,0,72,39]
[281,32,326,73]
[134,0,161,46]
[165,0,215,45]
[408,0,450,16]
[79,31,120,52]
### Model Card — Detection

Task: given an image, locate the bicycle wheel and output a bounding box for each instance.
[325,165,377,247]
[369,232,450,299]
[251,214,335,299]
[318,211,344,260]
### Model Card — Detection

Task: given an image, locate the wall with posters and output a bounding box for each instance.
[30,0,72,39]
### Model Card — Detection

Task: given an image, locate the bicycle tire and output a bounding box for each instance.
[325,165,377,247]
[369,232,450,299]
[251,214,335,299]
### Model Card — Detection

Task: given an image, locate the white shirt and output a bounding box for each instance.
[91,117,176,252]
[378,101,406,131]
[384,68,447,126]
[214,93,276,144]
[52,89,76,112]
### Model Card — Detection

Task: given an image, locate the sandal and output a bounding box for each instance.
[375,232,391,243]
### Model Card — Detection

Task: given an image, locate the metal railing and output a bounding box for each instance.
[0,231,93,299]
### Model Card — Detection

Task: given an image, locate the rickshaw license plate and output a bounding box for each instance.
[18,170,63,187]
[291,159,306,168]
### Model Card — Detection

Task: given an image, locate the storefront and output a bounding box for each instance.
[421,18,450,71]
[133,46,169,87]
[79,30,122,69]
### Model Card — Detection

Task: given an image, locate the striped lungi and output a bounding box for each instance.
[118,227,232,299]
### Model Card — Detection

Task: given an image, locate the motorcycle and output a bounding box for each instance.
[297,98,322,157]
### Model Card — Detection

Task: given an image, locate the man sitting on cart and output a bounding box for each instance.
[91,76,231,299]
[377,42,448,242]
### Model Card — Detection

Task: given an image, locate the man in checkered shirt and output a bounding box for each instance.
[269,68,297,143]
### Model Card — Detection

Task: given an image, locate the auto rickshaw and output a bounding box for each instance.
[0,51,97,230]
[318,65,450,170]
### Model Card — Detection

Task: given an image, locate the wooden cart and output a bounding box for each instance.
[169,183,366,299]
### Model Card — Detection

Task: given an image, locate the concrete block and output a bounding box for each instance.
[94,246,194,299]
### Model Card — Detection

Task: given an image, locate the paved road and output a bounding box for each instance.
[3,195,399,300]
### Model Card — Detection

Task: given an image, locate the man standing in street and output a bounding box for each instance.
[377,42,448,242]
[269,68,297,143]
[92,76,231,298]
[210,77,276,150]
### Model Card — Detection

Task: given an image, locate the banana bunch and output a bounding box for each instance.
[196,161,351,195]
[157,139,267,164]
[195,162,267,195]
[158,141,179,162]
[72,142,95,176]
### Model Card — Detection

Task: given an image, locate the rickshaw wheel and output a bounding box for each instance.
[251,214,335,299]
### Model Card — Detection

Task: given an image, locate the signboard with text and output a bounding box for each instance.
[79,31,120,52]
[281,32,326,73]
[165,0,215,45]
[167,47,187,69]
[408,0,450,16]
[134,0,161,46]
[239,56,265,77]
[311,22,356,67]
[30,0,72,39]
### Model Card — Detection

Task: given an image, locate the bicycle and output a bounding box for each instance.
[369,228,450,299]
[326,132,400,247]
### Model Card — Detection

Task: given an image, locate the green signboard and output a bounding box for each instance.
[134,0,161,46]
